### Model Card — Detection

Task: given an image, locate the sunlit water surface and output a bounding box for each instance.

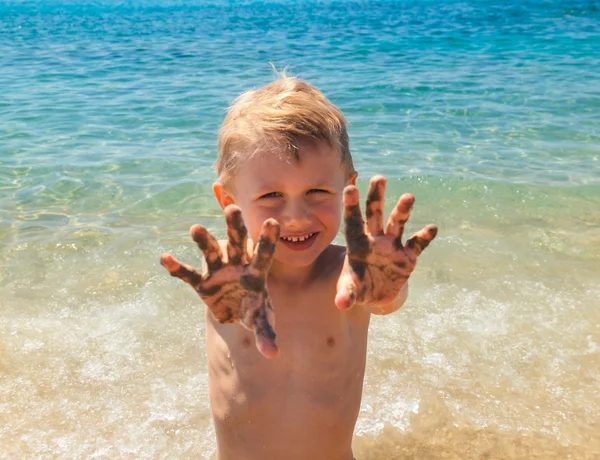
[1,0,599,458]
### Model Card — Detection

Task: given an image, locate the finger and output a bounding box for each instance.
[343,186,365,241]
[225,205,248,266]
[253,299,278,359]
[344,186,371,261]
[160,253,203,287]
[365,176,386,236]
[335,273,358,311]
[405,224,438,258]
[248,218,280,277]
[190,224,224,273]
[385,193,415,249]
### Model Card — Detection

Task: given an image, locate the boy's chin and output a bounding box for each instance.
[271,233,335,269]
[272,247,325,270]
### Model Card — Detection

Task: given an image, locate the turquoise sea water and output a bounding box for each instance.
[1,1,599,458]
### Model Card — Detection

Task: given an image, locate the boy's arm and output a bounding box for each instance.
[335,175,437,313]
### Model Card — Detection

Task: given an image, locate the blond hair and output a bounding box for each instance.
[216,75,354,186]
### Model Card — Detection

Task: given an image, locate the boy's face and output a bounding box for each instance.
[215,140,356,269]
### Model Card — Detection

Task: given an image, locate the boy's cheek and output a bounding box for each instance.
[323,202,342,225]
[246,209,277,242]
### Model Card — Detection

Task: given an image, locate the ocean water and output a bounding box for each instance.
[1,0,599,458]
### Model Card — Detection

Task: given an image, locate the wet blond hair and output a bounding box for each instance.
[216,75,354,186]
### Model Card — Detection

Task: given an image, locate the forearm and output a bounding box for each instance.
[362,282,409,315]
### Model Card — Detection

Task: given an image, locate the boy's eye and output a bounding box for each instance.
[307,189,329,194]
[259,192,282,199]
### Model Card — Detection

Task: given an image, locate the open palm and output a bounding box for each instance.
[335,176,438,310]
[160,205,280,358]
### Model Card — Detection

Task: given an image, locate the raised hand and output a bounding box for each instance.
[160,205,280,359]
[335,176,438,311]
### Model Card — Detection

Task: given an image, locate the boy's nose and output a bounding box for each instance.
[281,200,311,228]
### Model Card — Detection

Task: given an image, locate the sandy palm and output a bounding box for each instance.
[335,176,438,310]
[160,205,280,358]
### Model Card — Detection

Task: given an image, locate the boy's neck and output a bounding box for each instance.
[268,259,316,288]
[267,245,342,289]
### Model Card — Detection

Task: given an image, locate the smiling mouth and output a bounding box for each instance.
[280,233,316,243]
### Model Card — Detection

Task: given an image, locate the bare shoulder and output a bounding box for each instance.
[198,239,229,271]
[310,243,347,281]
[215,238,255,263]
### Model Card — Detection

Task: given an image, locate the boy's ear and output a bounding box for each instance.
[213,182,235,209]
[347,172,358,186]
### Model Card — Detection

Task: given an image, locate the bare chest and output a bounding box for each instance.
[206,292,370,415]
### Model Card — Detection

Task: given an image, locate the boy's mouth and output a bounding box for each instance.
[279,232,318,251]
[280,233,315,243]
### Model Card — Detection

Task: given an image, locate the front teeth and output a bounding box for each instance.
[281,233,314,243]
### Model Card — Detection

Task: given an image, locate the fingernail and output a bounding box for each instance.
[256,335,278,359]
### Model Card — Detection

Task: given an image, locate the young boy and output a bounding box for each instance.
[160,76,437,460]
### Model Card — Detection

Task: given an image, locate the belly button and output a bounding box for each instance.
[326,336,335,347]
[242,337,251,348]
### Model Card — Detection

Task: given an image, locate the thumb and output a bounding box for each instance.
[335,273,358,311]
[253,300,278,359]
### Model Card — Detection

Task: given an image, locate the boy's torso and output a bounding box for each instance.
[206,245,371,460]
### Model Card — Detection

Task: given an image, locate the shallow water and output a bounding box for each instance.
[1,0,599,458]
